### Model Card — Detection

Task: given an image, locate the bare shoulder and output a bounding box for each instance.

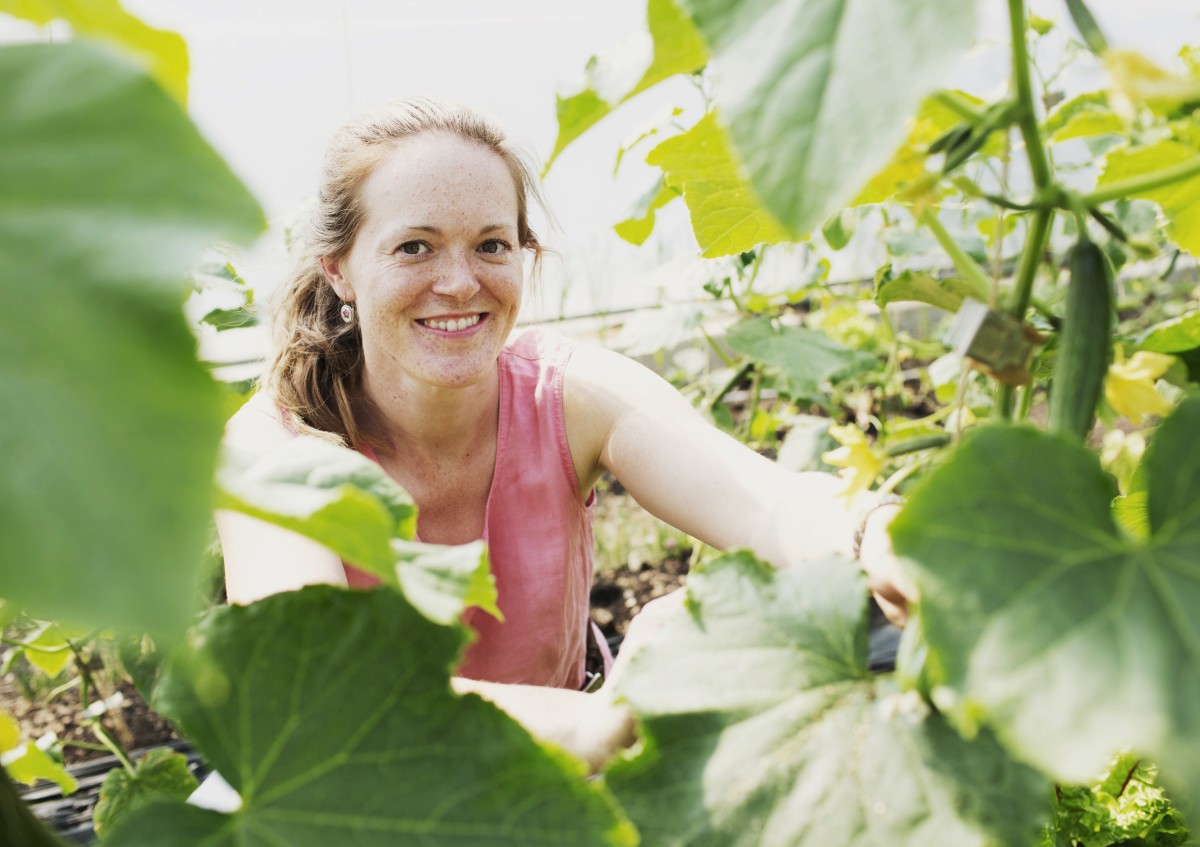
[566,340,700,419]
[224,392,295,453]
[564,342,681,408]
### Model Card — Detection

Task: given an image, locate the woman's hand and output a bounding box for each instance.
[856,502,914,627]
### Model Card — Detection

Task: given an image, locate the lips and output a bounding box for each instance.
[418,314,483,332]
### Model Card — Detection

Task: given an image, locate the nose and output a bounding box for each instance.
[430,252,480,301]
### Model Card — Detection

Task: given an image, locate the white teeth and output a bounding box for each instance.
[422,315,480,332]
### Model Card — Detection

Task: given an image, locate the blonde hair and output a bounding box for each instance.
[263,96,546,448]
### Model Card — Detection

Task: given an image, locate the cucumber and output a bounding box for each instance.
[1047,237,1114,442]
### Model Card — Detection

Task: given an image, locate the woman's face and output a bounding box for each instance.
[323,131,524,395]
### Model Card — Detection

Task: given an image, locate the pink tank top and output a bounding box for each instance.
[346,328,599,689]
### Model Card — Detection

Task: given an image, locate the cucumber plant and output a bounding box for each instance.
[2,0,1199,845]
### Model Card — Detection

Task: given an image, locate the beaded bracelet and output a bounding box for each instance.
[851,494,904,559]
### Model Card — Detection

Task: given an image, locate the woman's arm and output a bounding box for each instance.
[218,393,636,769]
[218,393,349,605]
[564,344,909,614]
[451,678,634,774]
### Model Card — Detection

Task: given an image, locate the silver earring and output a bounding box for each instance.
[340,303,354,324]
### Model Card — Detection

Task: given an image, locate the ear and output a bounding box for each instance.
[318,256,354,302]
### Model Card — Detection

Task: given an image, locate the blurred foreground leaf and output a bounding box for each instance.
[681,0,977,236]
[606,552,1049,846]
[891,398,1200,801]
[0,42,264,638]
[106,587,636,847]
[217,437,499,623]
[0,0,189,103]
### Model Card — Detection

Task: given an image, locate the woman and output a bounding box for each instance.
[218,97,907,773]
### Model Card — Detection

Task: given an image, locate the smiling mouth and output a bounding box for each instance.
[418,314,483,332]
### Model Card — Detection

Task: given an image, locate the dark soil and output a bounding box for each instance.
[0,676,180,766]
[589,554,690,647]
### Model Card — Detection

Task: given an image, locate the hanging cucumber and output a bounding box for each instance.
[1047,236,1114,442]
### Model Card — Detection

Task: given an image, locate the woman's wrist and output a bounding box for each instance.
[852,493,904,559]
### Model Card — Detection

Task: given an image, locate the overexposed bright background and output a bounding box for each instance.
[3,1,1198,328]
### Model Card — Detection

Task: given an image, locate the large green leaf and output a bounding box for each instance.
[392,538,501,625]
[724,316,876,400]
[605,552,1050,847]
[1096,141,1200,256]
[217,437,418,578]
[0,43,264,637]
[645,112,790,256]
[1138,308,1200,354]
[105,586,636,847]
[545,0,707,170]
[890,400,1200,799]
[217,437,500,624]
[680,0,977,236]
[0,0,189,103]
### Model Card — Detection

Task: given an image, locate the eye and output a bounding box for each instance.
[479,239,512,255]
[397,241,429,255]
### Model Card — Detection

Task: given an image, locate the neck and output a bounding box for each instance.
[356,366,500,461]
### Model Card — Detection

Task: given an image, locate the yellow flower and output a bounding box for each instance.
[822,424,883,499]
[1104,351,1176,424]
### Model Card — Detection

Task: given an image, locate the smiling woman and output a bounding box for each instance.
[218,95,909,773]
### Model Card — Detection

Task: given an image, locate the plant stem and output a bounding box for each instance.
[883,434,952,457]
[0,637,71,652]
[993,205,1052,419]
[66,638,135,772]
[1161,248,1181,281]
[1116,759,1141,799]
[930,89,986,123]
[1008,0,1052,190]
[1080,156,1200,206]
[701,328,735,368]
[60,739,111,753]
[1016,382,1035,421]
[709,361,753,414]
[917,207,992,300]
[89,722,136,774]
[743,367,764,442]
[1007,208,1054,320]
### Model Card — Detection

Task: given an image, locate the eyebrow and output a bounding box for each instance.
[400,224,513,236]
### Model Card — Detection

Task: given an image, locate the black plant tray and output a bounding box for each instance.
[16,740,208,845]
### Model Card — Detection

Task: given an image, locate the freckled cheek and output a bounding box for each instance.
[485,267,523,305]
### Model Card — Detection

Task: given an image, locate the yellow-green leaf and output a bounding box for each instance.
[1097,141,1200,255]
[876,268,986,313]
[0,0,188,104]
[23,624,72,677]
[645,111,790,256]
[1043,92,1124,142]
[1113,492,1150,541]
[614,177,678,245]
[0,712,20,753]
[854,91,983,205]
[3,743,77,795]
[1105,49,1200,119]
[545,0,707,170]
